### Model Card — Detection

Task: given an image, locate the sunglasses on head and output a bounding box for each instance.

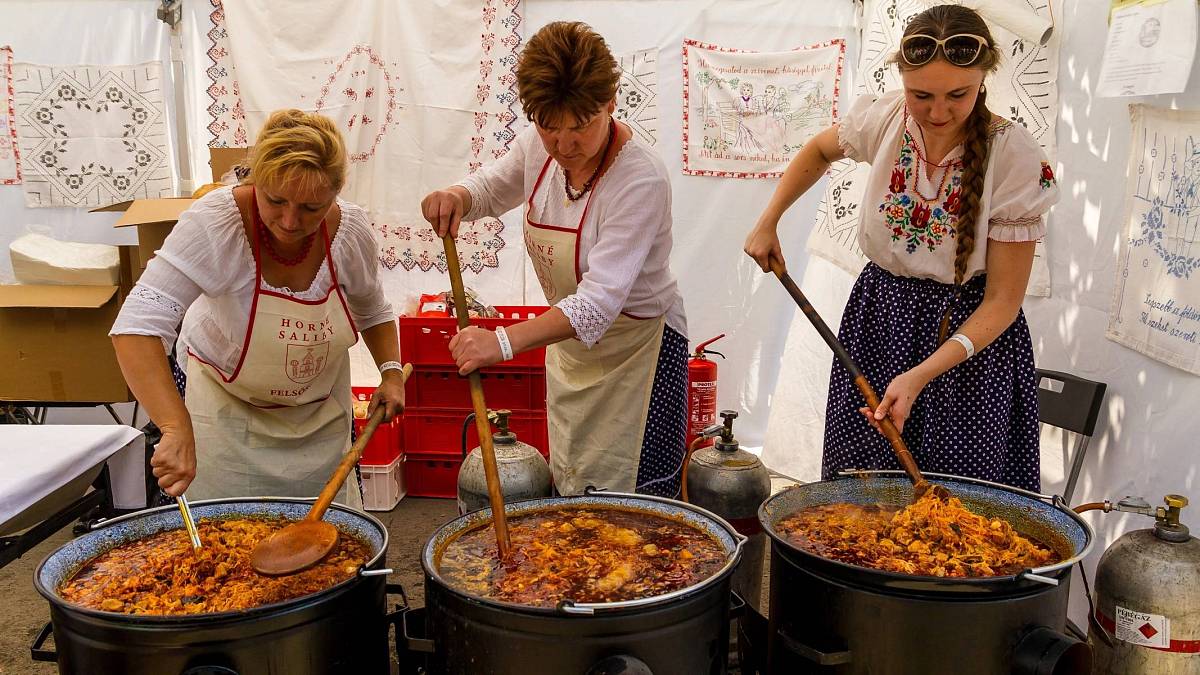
[900,33,989,67]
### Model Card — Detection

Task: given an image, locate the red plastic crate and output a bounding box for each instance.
[404,408,549,458]
[399,305,550,368]
[404,367,546,410]
[404,452,462,498]
[351,386,403,465]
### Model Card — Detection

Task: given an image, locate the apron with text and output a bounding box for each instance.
[524,153,664,495]
[186,203,362,509]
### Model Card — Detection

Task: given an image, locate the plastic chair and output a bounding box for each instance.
[1035,369,1107,504]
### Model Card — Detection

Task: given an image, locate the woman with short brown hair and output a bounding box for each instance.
[422,21,688,497]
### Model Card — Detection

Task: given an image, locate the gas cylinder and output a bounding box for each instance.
[457,409,553,515]
[685,410,771,611]
[687,334,726,450]
[1088,494,1200,674]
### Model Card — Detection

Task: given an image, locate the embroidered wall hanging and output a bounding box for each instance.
[806,0,1059,296]
[682,39,845,179]
[0,47,21,184]
[1107,105,1200,375]
[13,61,172,208]
[616,48,659,146]
[223,0,522,278]
[204,0,247,148]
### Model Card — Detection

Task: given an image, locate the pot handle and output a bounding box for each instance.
[776,626,853,666]
[30,621,55,662]
[728,590,747,621]
[399,607,435,654]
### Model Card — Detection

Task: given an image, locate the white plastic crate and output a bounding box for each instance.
[360,455,406,511]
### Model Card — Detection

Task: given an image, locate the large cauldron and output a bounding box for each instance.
[34,498,397,675]
[759,472,1095,675]
[399,489,747,675]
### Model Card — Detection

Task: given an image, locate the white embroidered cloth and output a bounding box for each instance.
[12,61,172,208]
[682,39,845,179]
[0,47,20,184]
[806,0,1059,296]
[616,48,659,146]
[1106,104,1200,375]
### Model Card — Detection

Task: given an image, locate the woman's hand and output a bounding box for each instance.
[369,370,407,422]
[744,214,785,273]
[421,188,466,238]
[151,425,197,497]
[449,326,503,375]
[858,369,931,435]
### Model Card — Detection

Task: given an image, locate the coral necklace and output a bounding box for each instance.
[259,225,316,266]
[563,118,617,206]
[911,119,962,203]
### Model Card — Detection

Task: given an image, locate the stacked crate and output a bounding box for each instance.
[399,306,551,498]
[351,387,406,511]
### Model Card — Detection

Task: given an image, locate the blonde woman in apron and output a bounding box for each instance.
[421,22,689,497]
[112,110,405,506]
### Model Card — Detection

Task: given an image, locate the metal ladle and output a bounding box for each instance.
[769,257,948,500]
[251,363,412,575]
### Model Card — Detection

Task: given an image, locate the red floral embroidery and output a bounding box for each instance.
[911,201,931,230]
[943,188,961,215]
[1039,161,1055,190]
[889,167,905,194]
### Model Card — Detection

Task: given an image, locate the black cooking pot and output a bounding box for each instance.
[398,489,747,675]
[33,498,398,675]
[758,472,1095,675]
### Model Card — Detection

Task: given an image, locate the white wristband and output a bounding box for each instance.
[379,360,405,374]
[948,333,975,359]
[495,326,514,362]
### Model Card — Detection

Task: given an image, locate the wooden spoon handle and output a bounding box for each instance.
[768,258,928,489]
[306,363,413,522]
[443,234,512,557]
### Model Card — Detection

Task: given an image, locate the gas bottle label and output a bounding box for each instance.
[1115,605,1171,648]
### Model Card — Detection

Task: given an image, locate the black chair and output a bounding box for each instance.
[1035,368,1107,504]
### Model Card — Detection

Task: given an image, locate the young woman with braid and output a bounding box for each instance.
[744,5,1058,491]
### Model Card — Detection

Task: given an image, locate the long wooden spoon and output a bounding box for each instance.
[769,257,947,500]
[442,234,511,558]
[251,363,412,575]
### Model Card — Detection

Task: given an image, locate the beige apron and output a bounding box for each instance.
[525,147,665,495]
[186,196,362,509]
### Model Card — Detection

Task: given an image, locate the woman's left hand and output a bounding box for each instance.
[369,370,407,422]
[858,369,930,435]
[448,326,503,375]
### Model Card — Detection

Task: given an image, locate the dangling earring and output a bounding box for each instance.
[979,84,987,94]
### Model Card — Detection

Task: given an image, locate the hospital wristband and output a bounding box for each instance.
[379,361,405,375]
[495,326,515,362]
[948,333,975,359]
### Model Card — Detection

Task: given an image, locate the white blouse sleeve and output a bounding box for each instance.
[456,125,535,221]
[837,90,904,163]
[335,204,394,330]
[555,172,669,347]
[986,125,1059,242]
[109,189,246,349]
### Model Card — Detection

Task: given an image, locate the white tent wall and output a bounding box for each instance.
[0,0,175,426]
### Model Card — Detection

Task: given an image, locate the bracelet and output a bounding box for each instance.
[494,326,515,362]
[948,333,975,359]
[379,360,405,374]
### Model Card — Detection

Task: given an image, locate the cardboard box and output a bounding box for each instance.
[92,197,194,270]
[209,147,249,183]
[0,247,138,402]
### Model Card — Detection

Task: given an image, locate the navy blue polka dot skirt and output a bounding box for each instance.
[634,325,689,498]
[822,262,1041,492]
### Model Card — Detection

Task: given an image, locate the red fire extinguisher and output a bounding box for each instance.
[687,334,726,450]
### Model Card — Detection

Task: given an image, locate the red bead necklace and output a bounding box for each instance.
[258,224,317,266]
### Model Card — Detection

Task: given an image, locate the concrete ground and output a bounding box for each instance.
[0,496,460,675]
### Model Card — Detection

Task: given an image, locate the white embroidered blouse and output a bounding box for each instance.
[838,90,1059,284]
[456,125,687,347]
[109,186,394,373]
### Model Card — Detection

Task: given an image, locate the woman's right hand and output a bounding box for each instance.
[744,214,785,273]
[151,425,197,497]
[421,188,465,238]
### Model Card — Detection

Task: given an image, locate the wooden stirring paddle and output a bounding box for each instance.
[442,234,511,558]
[251,363,412,575]
[769,258,948,500]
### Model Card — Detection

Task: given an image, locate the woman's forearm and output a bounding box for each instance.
[760,126,843,225]
[360,319,402,367]
[504,308,576,353]
[112,334,192,433]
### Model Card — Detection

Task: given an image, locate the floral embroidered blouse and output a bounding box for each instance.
[837,90,1059,285]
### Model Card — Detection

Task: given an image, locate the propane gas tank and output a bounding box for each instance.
[457,410,552,515]
[1090,495,1199,674]
[686,410,771,610]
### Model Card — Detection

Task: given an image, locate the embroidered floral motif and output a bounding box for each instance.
[878,127,961,254]
[1039,161,1055,190]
